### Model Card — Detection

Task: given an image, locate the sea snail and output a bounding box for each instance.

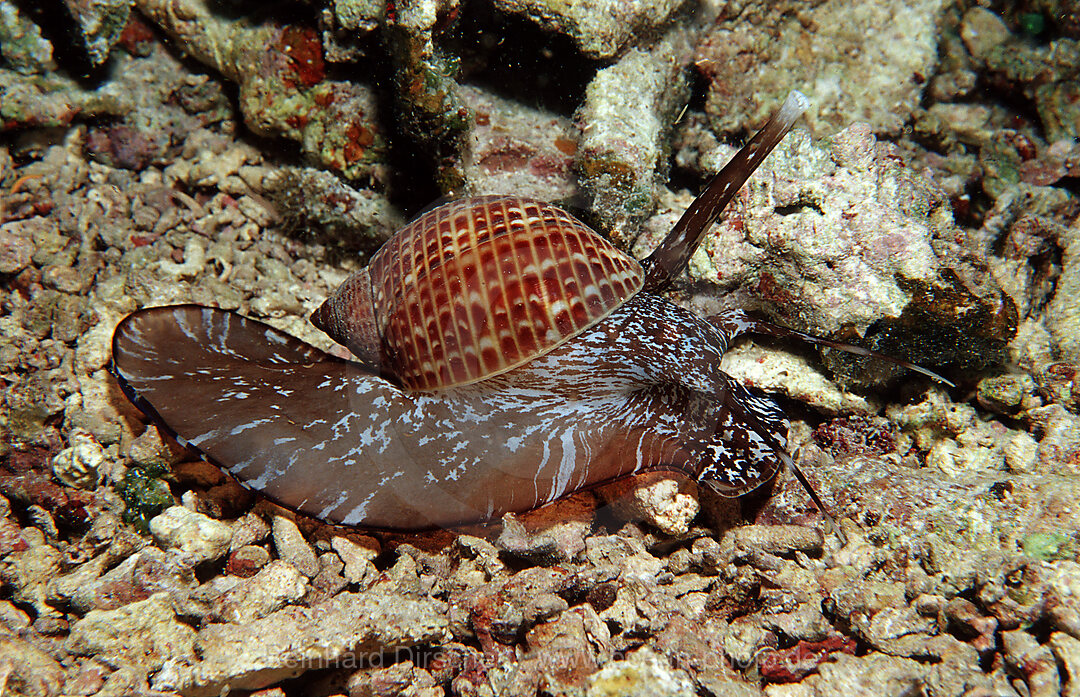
[111,92,947,533]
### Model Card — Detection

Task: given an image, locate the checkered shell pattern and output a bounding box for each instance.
[369,196,644,391]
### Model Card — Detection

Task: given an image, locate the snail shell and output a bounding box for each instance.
[310,196,644,390]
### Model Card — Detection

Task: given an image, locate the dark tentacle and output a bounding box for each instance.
[708,309,955,386]
[642,91,810,293]
[715,374,848,545]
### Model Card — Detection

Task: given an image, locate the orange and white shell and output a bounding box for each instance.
[312,195,644,391]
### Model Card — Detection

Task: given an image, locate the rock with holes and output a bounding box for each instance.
[639,123,1015,383]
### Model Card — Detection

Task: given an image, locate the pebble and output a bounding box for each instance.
[51,428,106,489]
[149,505,233,564]
[792,652,928,697]
[2,543,63,618]
[229,511,272,551]
[346,660,441,697]
[1049,633,1080,696]
[599,473,700,536]
[0,601,31,631]
[496,491,595,564]
[0,222,36,273]
[66,592,198,671]
[1005,431,1040,473]
[960,7,1011,61]
[585,535,663,584]
[330,535,378,585]
[1044,561,1080,636]
[153,587,449,696]
[209,559,308,624]
[1002,629,1060,697]
[0,633,65,697]
[127,426,181,472]
[68,547,196,613]
[226,544,271,577]
[586,647,695,697]
[65,658,111,696]
[270,515,320,578]
[720,525,825,561]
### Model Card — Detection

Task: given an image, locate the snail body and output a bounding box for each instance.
[113,294,784,528]
[112,91,905,531]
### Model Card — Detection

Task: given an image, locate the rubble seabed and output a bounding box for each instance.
[1,0,1079,695]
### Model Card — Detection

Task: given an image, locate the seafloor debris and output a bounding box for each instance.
[697,0,947,137]
[61,0,134,67]
[0,1,1078,696]
[458,85,580,203]
[576,30,693,246]
[0,69,128,132]
[639,120,1018,382]
[0,0,57,74]
[137,0,388,182]
[384,0,471,192]
[492,0,686,59]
